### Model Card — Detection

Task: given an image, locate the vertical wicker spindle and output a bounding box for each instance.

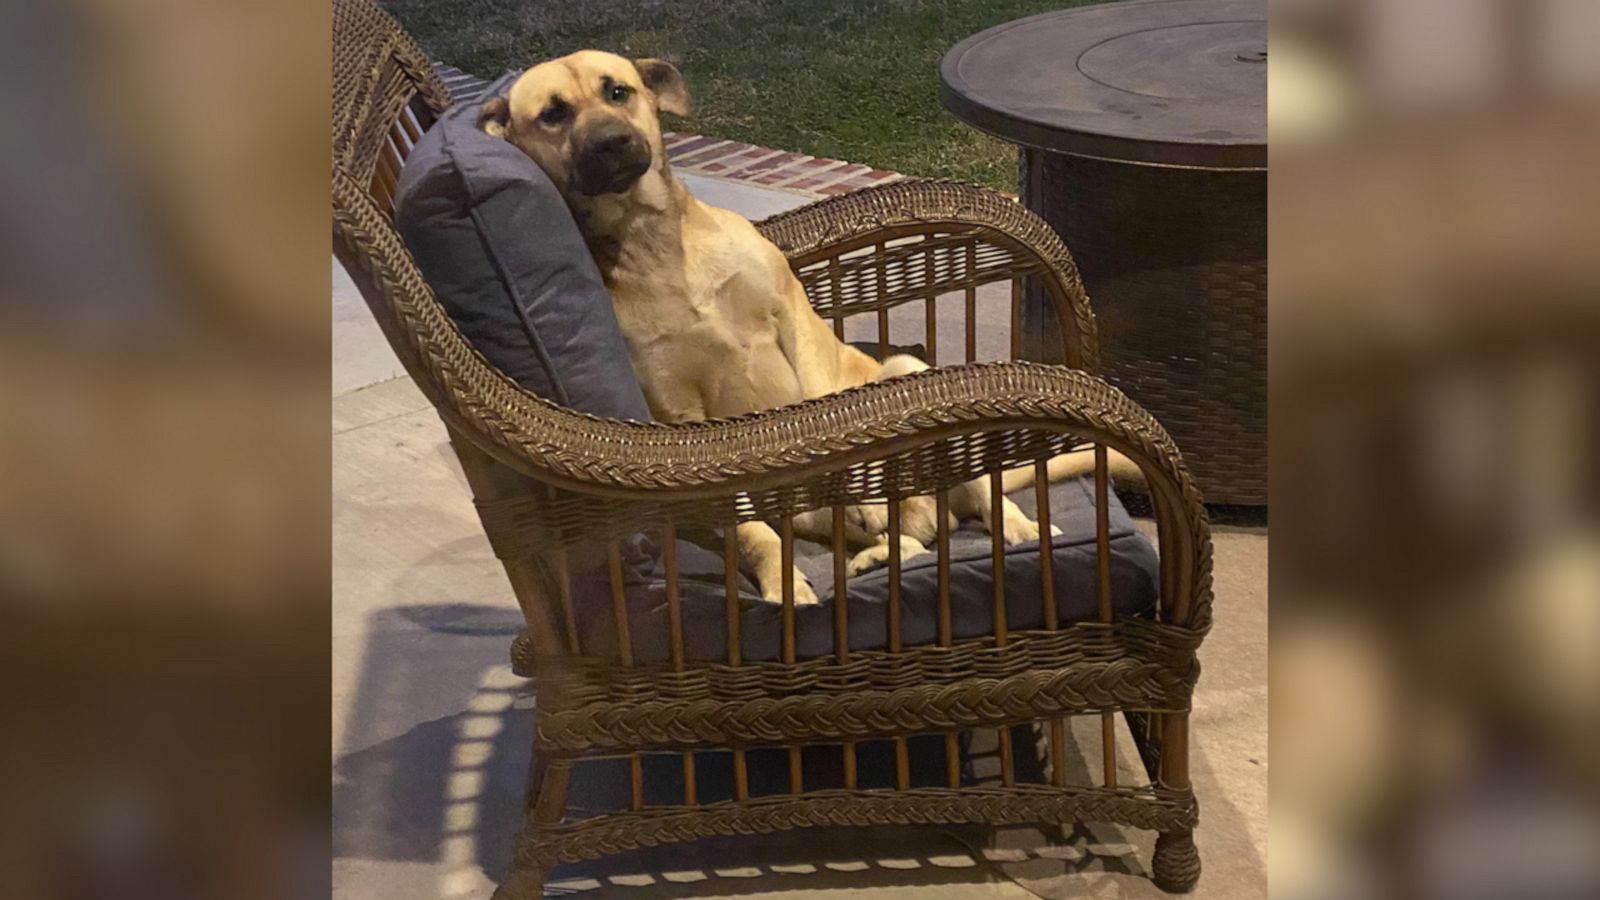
[991,473,1013,786]
[888,498,910,790]
[1036,460,1068,787]
[965,242,978,363]
[831,255,846,341]
[925,235,938,365]
[663,525,696,805]
[781,517,802,794]
[936,492,959,787]
[398,105,423,144]
[1095,446,1117,787]
[832,506,856,788]
[1011,278,1023,360]
[608,543,644,810]
[1152,485,1175,783]
[876,241,890,358]
[724,529,748,800]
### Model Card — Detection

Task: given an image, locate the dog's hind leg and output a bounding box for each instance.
[792,507,931,577]
[998,446,1144,492]
[948,471,1053,545]
[737,521,818,605]
[875,353,1053,545]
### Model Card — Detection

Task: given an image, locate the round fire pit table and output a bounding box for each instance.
[940,0,1267,506]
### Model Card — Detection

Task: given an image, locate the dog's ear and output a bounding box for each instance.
[633,58,692,117]
[478,96,511,137]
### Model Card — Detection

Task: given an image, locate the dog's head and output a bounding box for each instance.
[478,50,691,199]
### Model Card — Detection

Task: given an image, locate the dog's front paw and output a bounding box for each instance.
[847,544,889,577]
[792,575,819,606]
[983,497,1048,546]
[1005,513,1041,545]
[760,568,819,606]
[1004,517,1061,545]
[846,535,930,576]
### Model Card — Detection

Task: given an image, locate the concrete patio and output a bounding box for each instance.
[332,173,1268,899]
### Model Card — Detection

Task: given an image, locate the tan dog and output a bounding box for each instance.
[481,51,1134,604]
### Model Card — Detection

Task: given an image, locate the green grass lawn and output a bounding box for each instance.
[384,0,1099,191]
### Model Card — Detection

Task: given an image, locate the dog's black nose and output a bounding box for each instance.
[593,130,633,154]
[574,120,651,196]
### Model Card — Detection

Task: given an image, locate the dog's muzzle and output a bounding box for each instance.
[574,121,651,196]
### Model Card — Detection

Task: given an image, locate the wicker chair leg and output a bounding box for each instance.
[490,866,544,900]
[1152,829,1201,893]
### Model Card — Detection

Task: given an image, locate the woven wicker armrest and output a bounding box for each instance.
[756,178,1099,369]
[476,362,1185,496]
[462,361,1211,632]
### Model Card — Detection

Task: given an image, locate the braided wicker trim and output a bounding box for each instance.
[537,659,1194,752]
[520,784,1198,867]
[541,620,1200,707]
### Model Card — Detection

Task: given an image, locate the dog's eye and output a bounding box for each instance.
[538,101,570,126]
[606,83,632,103]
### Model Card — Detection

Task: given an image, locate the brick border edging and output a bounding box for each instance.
[434,63,901,199]
[657,133,901,197]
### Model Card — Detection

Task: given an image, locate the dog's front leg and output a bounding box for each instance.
[737,521,819,605]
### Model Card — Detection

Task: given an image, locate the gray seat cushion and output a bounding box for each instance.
[573,476,1159,665]
[393,73,651,419]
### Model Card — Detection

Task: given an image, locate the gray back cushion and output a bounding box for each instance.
[393,73,651,420]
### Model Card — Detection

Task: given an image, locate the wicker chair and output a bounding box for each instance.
[332,0,1212,894]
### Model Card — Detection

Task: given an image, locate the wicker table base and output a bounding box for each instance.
[942,0,1268,506]
[1020,149,1267,506]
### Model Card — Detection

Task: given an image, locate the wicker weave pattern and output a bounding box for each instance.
[332,2,1213,892]
[332,0,450,183]
[521,784,1199,867]
[539,660,1193,751]
[1028,150,1266,504]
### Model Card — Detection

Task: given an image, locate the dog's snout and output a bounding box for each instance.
[574,118,650,196]
[592,128,634,154]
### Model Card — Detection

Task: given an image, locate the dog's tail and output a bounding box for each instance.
[999,447,1144,493]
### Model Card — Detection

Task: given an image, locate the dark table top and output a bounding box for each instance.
[939,0,1266,170]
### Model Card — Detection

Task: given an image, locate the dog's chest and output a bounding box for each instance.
[616,246,779,344]
[609,252,795,418]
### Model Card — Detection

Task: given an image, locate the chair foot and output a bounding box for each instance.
[1152,830,1201,893]
[491,865,544,900]
[510,630,537,677]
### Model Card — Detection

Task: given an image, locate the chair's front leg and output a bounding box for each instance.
[494,756,572,899]
[490,867,544,900]
[1153,714,1201,892]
